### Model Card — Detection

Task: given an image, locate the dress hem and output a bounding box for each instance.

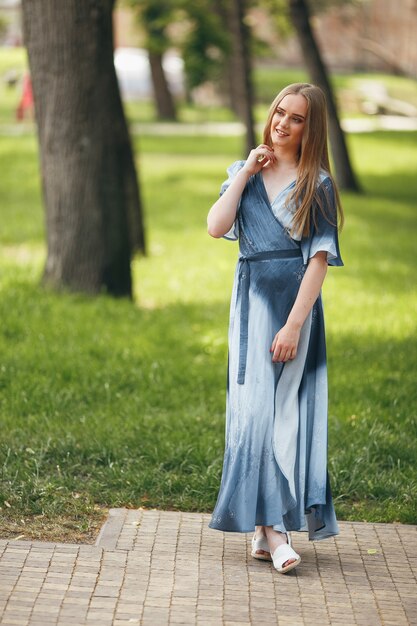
[208,522,339,541]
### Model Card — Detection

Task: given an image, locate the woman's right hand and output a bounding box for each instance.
[242,144,276,176]
[208,146,275,237]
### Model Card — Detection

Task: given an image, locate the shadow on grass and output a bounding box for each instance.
[327,332,417,524]
[1,280,416,524]
[362,171,417,203]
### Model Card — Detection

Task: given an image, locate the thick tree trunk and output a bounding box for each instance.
[227,0,257,154]
[22,0,145,297]
[148,50,177,120]
[289,0,360,192]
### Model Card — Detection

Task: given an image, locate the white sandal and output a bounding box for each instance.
[271,533,301,574]
[251,531,272,561]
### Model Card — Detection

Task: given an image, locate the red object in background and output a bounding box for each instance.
[16,73,34,121]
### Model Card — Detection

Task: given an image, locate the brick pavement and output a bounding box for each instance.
[0,509,416,625]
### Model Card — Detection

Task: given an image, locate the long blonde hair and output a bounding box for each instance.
[262,83,344,238]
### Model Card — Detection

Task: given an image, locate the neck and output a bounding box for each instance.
[271,146,299,170]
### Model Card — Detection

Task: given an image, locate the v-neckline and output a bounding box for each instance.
[257,172,297,210]
[259,172,296,207]
[254,174,301,245]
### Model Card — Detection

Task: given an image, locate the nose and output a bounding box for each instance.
[280,114,290,128]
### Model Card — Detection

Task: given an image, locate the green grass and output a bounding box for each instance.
[1,128,416,542]
[1,46,416,537]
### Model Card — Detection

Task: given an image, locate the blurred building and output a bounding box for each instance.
[254,0,417,78]
[316,0,417,77]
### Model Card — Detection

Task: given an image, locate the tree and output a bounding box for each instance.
[288,0,360,191]
[224,0,257,154]
[136,0,177,120]
[181,2,229,95]
[178,0,257,154]
[22,0,145,297]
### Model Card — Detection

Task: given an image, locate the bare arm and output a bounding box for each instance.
[207,167,250,238]
[271,251,328,362]
[207,145,276,238]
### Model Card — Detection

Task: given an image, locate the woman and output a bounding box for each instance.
[207,83,344,574]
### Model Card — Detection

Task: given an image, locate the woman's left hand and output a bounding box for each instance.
[270,323,301,362]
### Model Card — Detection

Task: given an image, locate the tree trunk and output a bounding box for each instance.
[212,0,237,114]
[288,0,360,192]
[22,0,146,297]
[148,50,177,120]
[227,0,257,154]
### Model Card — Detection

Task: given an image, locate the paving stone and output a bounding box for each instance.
[1,513,416,625]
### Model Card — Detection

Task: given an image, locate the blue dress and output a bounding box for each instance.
[209,161,343,540]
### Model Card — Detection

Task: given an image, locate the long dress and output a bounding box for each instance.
[209,161,343,540]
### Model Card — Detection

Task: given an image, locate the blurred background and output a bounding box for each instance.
[0,0,416,542]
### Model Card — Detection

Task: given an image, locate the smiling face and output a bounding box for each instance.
[269,93,308,155]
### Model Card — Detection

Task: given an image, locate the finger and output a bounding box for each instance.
[280,347,293,362]
[256,151,271,163]
[256,146,275,161]
[272,346,284,362]
[271,347,279,360]
[270,332,280,353]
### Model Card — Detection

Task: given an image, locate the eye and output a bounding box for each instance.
[293,117,303,124]
[276,108,284,116]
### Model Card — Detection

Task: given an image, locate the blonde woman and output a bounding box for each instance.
[207,83,344,574]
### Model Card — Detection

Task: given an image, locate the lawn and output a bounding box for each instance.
[0,49,416,541]
[1,126,416,543]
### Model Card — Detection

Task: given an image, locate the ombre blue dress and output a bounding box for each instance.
[209,161,343,540]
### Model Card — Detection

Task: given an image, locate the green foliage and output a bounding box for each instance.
[180,2,230,90]
[257,0,293,39]
[130,0,231,91]
[133,0,174,54]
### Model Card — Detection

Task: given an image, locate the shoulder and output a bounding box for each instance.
[315,171,337,204]
[226,160,246,178]
[316,170,334,192]
[312,171,338,225]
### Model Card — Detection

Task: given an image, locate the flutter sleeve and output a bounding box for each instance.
[301,176,344,266]
[219,160,245,241]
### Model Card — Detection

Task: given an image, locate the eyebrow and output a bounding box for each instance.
[276,106,305,120]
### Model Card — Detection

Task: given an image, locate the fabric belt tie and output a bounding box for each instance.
[236,249,303,385]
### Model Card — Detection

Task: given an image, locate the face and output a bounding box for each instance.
[269,93,308,153]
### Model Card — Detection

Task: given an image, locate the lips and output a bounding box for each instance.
[275,128,289,137]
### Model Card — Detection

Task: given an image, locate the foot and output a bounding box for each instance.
[253,525,270,558]
[264,526,297,569]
